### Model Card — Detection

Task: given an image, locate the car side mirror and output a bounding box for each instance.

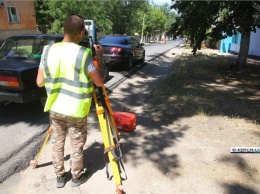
[140,43,144,46]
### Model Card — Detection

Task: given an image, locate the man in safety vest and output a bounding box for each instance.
[36,14,105,188]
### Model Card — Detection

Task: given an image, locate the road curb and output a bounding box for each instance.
[0,130,47,183]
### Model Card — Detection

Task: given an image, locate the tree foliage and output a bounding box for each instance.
[103,0,150,35]
[145,8,167,38]
[170,0,260,65]
[35,0,111,34]
[35,0,149,35]
[34,0,175,39]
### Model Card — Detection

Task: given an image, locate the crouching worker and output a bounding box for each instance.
[36,14,105,188]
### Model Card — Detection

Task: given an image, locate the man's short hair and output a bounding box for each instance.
[64,14,85,35]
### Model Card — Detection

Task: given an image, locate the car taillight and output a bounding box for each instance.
[110,47,123,53]
[0,75,20,87]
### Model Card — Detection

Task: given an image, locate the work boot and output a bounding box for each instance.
[70,171,92,187]
[56,173,66,188]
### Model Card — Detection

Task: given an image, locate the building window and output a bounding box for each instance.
[7,6,19,23]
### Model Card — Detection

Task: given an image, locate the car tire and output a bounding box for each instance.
[104,63,110,82]
[126,55,133,70]
[141,51,145,63]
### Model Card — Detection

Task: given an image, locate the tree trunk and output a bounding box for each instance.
[236,33,250,67]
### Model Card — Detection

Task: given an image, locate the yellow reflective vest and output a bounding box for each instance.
[42,42,94,118]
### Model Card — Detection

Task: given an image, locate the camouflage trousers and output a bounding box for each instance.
[49,112,87,179]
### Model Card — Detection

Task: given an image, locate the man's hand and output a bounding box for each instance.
[93,44,105,73]
[90,44,105,87]
[94,44,104,60]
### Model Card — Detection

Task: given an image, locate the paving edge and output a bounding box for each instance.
[0,132,47,183]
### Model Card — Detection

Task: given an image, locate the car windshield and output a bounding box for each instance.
[98,36,127,44]
[0,37,55,59]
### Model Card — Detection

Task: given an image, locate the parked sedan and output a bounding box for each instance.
[98,35,145,69]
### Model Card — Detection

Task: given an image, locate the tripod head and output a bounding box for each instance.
[78,20,97,57]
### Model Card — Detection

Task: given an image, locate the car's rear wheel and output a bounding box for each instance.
[141,51,145,63]
[126,55,133,70]
[104,63,110,82]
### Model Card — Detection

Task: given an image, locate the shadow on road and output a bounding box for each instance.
[0,100,48,126]
[105,53,185,181]
[105,51,260,191]
[221,183,259,194]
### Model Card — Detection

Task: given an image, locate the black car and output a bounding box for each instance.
[0,34,109,104]
[98,35,145,69]
[0,34,63,104]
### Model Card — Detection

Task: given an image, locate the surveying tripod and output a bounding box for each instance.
[93,85,126,194]
[31,85,126,194]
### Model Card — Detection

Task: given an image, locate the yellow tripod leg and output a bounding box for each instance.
[30,127,51,168]
[93,89,123,193]
[101,86,120,137]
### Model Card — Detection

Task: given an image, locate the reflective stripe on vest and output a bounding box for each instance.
[43,42,94,118]
[43,45,93,99]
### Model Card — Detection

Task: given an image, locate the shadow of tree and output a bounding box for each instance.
[103,54,189,180]
[0,100,48,126]
[141,53,260,125]
[221,183,259,194]
[219,155,258,182]
[105,52,260,190]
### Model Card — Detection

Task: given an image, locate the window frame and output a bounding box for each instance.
[129,37,140,46]
[7,6,19,24]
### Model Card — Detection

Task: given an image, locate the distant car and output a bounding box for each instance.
[0,34,109,104]
[98,35,145,69]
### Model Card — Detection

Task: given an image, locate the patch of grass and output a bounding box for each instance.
[147,49,260,124]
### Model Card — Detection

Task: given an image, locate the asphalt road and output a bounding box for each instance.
[107,40,183,90]
[0,39,183,183]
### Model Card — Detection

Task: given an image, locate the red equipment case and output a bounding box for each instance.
[113,111,136,132]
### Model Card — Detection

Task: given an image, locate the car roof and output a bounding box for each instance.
[6,34,64,39]
[101,35,132,38]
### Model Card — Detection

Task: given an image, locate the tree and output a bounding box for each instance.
[170,1,260,67]
[35,0,90,34]
[104,0,149,35]
[145,9,167,41]
[34,0,52,34]
[34,0,149,36]
[155,2,177,38]
[34,0,113,34]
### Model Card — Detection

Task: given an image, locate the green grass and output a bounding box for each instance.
[146,49,260,124]
[16,45,32,54]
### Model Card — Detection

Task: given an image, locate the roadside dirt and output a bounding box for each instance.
[0,46,259,194]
